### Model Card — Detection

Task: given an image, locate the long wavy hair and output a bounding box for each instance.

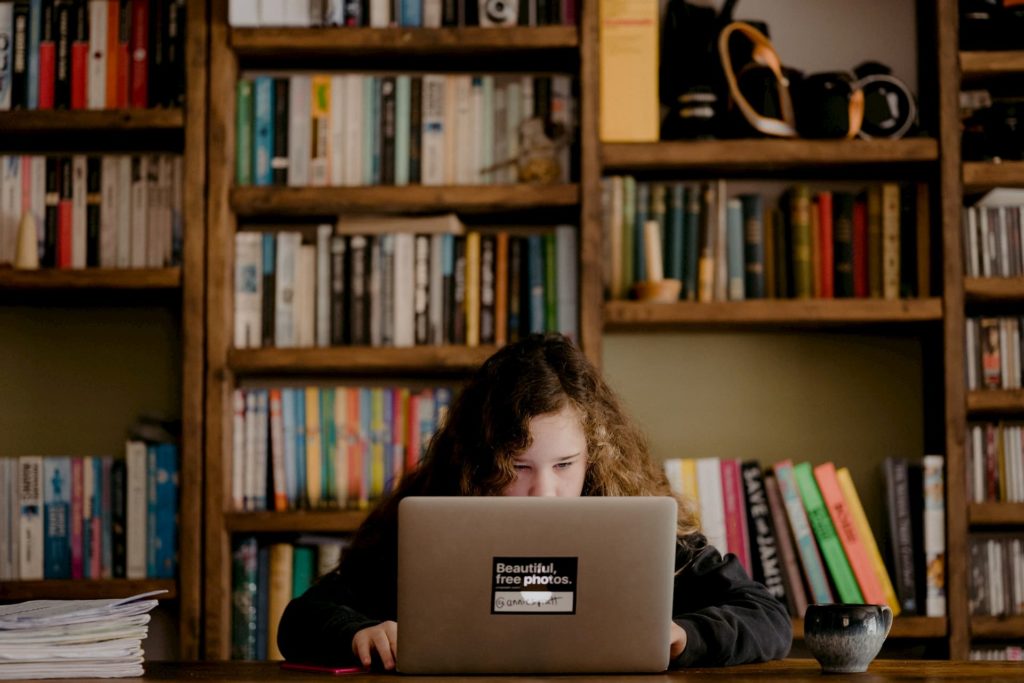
[335,333,702,586]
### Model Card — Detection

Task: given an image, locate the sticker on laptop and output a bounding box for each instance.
[491,557,578,614]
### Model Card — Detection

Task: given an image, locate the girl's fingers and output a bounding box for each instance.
[353,634,372,668]
[372,630,395,670]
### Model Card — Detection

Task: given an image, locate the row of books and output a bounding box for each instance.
[967,423,1024,504]
[969,535,1024,617]
[970,646,1024,661]
[0,0,185,111]
[602,179,928,302]
[962,188,1024,278]
[0,154,183,269]
[234,219,578,349]
[0,443,178,582]
[965,317,1024,391]
[230,536,350,661]
[235,73,574,188]
[229,0,577,27]
[231,385,452,511]
[663,457,945,618]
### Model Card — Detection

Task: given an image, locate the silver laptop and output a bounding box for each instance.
[397,496,678,674]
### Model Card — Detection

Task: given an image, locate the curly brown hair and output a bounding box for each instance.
[338,334,701,580]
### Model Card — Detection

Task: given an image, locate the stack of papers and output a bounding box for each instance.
[0,591,164,679]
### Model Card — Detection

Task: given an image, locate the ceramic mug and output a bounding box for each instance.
[804,603,893,674]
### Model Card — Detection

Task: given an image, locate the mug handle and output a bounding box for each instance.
[717,21,798,138]
[879,604,893,639]
[846,87,865,139]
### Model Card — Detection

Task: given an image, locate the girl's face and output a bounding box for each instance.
[502,405,588,497]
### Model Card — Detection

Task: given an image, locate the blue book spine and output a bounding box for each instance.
[382,388,393,493]
[321,387,336,504]
[667,184,685,282]
[146,446,158,578]
[726,198,745,300]
[101,456,112,578]
[740,194,765,299]
[634,182,649,282]
[27,0,41,109]
[400,0,421,26]
[155,444,178,579]
[282,388,297,508]
[527,235,544,334]
[360,388,372,504]
[253,76,275,186]
[394,75,410,186]
[294,387,308,508]
[43,457,71,579]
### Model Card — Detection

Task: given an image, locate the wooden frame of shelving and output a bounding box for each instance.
[0,0,207,661]
[203,0,598,660]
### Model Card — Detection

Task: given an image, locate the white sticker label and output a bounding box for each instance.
[491,557,578,615]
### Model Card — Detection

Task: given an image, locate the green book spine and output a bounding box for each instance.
[235,80,253,186]
[362,76,376,186]
[794,462,864,603]
[394,75,411,186]
[292,545,316,597]
[544,233,558,332]
[320,388,336,505]
[622,176,636,290]
[789,185,813,298]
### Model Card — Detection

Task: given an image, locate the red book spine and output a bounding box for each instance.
[817,191,834,298]
[38,43,55,108]
[70,458,84,579]
[853,198,869,297]
[128,0,147,108]
[720,458,751,575]
[70,41,88,109]
[406,393,420,471]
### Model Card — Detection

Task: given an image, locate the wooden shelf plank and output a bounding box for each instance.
[961,51,1024,78]
[965,277,1024,302]
[225,510,369,534]
[231,27,578,57]
[966,390,1024,415]
[963,161,1024,190]
[971,615,1024,638]
[600,139,938,172]
[603,299,943,329]
[0,579,177,601]
[231,184,580,216]
[0,267,182,290]
[229,345,498,375]
[792,616,946,640]
[0,109,183,133]
[969,502,1024,526]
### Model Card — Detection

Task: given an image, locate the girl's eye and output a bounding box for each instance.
[513,464,530,471]
[555,461,574,470]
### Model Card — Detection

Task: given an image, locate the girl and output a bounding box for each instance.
[278,333,792,669]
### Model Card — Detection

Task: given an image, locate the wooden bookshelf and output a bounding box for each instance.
[600,139,938,172]
[791,617,947,640]
[971,616,1024,639]
[229,345,497,376]
[960,50,1024,78]
[230,184,580,216]
[964,277,1024,302]
[225,510,369,534]
[969,503,1024,526]
[966,390,1024,415]
[0,109,184,133]
[0,579,177,602]
[0,268,182,290]
[963,161,1024,191]
[231,27,579,57]
[603,299,943,330]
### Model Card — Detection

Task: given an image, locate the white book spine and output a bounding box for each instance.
[1,155,21,265]
[695,457,727,553]
[99,156,118,267]
[0,4,12,110]
[468,78,482,185]
[315,223,331,347]
[330,74,345,186]
[342,75,363,187]
[146,154,162,267]
[87,0,107,109]
[17,456,43,580]
[130,156,148,267]
[455,76,473,185]
[259,0,287,25]
[274,231,299,347]
[281,0,311,25]
[296,244,317,347]
[116,156,132,267]
[428,233,443,344]
[555,224,578,342]
[229,0,261,26]
[233,231,263,348]
[423,0,441,26]
[288,75,312,187]
[369,0,389,27]
[393,233,415,347]
[125,441,148,579]
[71,155,87,268]
[421,74,445,187]
[232,389,246,510]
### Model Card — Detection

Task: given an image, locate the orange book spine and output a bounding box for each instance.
[814,462,887,605]
[818,191,833,298]
[346,387,363,509]
[495,231,509,346]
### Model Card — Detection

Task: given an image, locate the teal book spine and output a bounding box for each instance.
[292,545,316,597]
[362,76,375,186]
[773,460,834,604]
[634,182,649,282]
[394,75,411,186]
[253,76,274,186]
[667,183,685,282]
[294,388,308,509]
[235,80,253,186]
[43,457,71,579]
[740,193,765,298]
[320,388,336,505]
[794,462,864,603]
[726,198,745,300]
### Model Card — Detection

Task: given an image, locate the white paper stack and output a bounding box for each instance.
[0,591,163,679]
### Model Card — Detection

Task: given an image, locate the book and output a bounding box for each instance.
[598,0,657,142]
[764,470,807,617]
[772,460,833,605]
[740,461,787,608]
[335,212,465,236]
[883,457,917,613]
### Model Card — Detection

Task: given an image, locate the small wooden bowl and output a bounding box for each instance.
[633,279,682,303]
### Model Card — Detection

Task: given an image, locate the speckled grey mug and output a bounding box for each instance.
[804,604,893,674]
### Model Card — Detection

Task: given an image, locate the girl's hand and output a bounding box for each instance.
[352,621,398,670]
[670,621,687,660]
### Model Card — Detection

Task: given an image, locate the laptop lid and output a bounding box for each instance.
[397,496,678,674]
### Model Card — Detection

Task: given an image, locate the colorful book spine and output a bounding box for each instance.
[740,461,786,606]
[42,456,71,578]
[836,466,901,614]
[720,458,751,574]
[772,459,833,604]
[764,470,808,617]
[923,455,946,617]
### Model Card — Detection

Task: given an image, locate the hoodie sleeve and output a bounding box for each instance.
[669,541,793,668]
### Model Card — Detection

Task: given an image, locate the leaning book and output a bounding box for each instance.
[0,591,163,679]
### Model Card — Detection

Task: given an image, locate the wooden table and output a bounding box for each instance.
[25,659,1019,682]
